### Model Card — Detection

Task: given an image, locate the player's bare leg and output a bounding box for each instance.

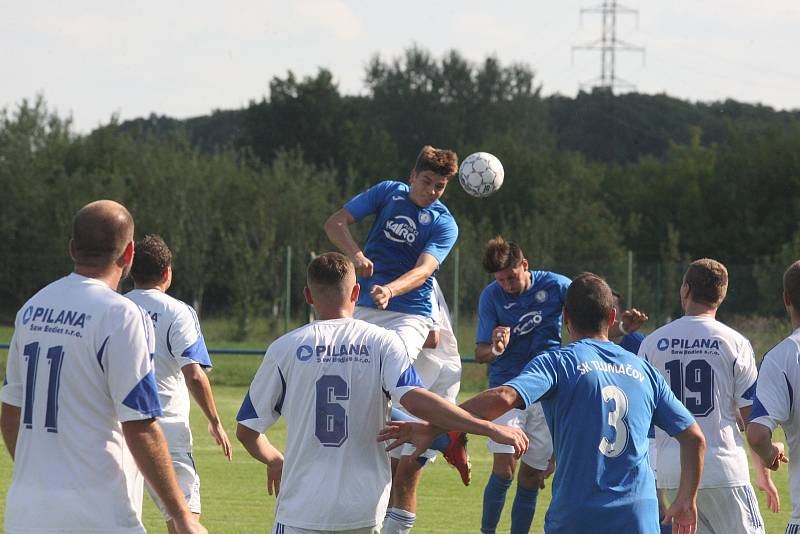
[384,456,424,534]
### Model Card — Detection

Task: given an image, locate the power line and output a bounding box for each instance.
[572,0,645,92]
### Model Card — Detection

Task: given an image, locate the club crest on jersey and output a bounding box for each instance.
[384,215,418,244]
[534,290,548,303]
[418,211,432,225]
[513,310,543,336]
[22,305,89,328]
[296,345,314,361]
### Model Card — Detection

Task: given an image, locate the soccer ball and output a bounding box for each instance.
[458,152,504,198]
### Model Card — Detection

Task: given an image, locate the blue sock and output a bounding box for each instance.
[391,408,450,453]
[481,473,512,534]
[510,485,539,534]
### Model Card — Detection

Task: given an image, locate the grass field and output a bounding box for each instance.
[0,315,797,532]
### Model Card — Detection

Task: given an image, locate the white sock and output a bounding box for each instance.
[383,507,416,534]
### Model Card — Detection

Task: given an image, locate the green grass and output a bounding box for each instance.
[0,385,793,533]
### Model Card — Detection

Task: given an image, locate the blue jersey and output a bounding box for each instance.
[620,331,645,354]
[506,339,695,534]
[344,180,458,318]
[476,271,571,387]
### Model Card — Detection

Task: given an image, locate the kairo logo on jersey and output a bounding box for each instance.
[384,216,419,244]
[296,345,314,361]
[21,305,89,328]
[513,311,543,336]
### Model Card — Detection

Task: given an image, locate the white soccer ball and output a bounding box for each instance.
[458,152,504,198]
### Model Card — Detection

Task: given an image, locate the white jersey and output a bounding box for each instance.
[750,328,800,523]
[125,289,211,452]
[639,315,757,489]
[0,273,159,533]
[236,318,422,531]
[426,277,460,364]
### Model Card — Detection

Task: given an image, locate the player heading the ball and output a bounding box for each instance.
[235,252,527,534]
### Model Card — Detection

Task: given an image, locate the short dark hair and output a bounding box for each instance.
[413,145,458,179]
[482,236,524,273]
[784,261,800,310]
[565,273,613,334]
[683,258,728,308]
[131,235,172,285]
[71,200,134,267]
[307,252,355,298]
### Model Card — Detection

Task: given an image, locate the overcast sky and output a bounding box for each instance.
[3,0,798,132]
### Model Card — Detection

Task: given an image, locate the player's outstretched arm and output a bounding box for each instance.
[662,422,705,534]
[370,253,440,309]
[236,424,284,496]
[182,364,232,460]
[324,209,373,278]
[391,387,528,457]
[123,418,207,534]
[747,422,789,471]
[0,403,20,460]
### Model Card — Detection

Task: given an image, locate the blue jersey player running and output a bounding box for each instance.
[324,146,465,534]
[384,273,706,534]
[474,236,570,534]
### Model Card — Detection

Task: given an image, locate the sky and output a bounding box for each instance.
[2,0,798,132]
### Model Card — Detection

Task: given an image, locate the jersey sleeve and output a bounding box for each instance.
[475,287,497,344]
[0,327,24,407]
[651,369,695,436]
[422,216,458,265]
[236,348,286,433]
[106,305,163,422]
[343,180,396,222]
[380,331,423,404]
[169,304,212,369]
[555,273,571,301]
[749,345,793,432]
[503,351,559,408]
[733,339,758,408]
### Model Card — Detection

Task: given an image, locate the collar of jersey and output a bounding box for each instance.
[68,272,111,288]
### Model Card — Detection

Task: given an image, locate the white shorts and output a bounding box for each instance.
[272,523,379,534]
[145,452,201,520]
[664,485,764,534]
[389,351,462,461]
[354,306,432,361]
[487,404,553,470]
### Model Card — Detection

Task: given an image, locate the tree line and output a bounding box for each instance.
[2,46,799,334]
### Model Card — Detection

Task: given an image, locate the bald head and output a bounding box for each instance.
[71,200,134,267]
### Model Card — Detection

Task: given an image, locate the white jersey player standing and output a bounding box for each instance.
[0,200,205,534]
[125,235,232,533]
[234,252,527,534]
[747,260,800,534]
[639,258,772,534]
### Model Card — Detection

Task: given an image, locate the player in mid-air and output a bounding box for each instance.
[384,272,706,533]
[747,259,799,534]
[474,236,570,534]
[126,235,232,533]
[639,259,772,534]
[324,145,468,533]
[0,200,205,534]
[235,253,528,534]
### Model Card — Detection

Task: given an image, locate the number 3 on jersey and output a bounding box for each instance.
[315,375,349,447]
[599,385,630,458]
